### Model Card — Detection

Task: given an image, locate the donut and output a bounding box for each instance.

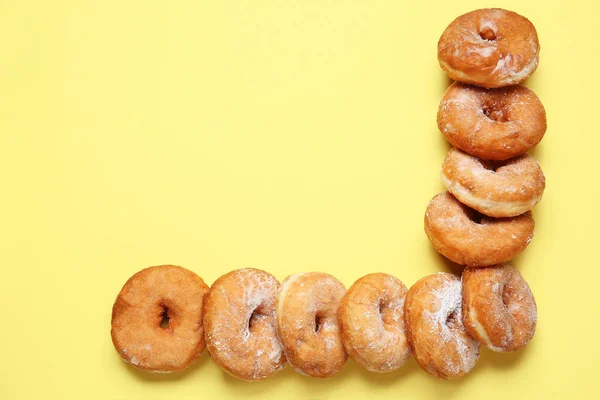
[442,147,545,217]
[462,264,537,352]
[203,268,286,381]
[276,272,347,377]
[438,8,540,88]
[438,82,546,160]
[425,192,535,267]
[111,265,210,372]
[404,273,480,379]
[338,273,411,373]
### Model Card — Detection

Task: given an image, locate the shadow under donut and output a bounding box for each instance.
[428,246,466,277]
[476,344,532,371]
[217,367,289,395]
[439,74,454,92]
[122,351,210,382]
[345,357,421,386]
[217,356,423,394]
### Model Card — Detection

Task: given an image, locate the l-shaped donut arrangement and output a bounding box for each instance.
[110,8,543,381]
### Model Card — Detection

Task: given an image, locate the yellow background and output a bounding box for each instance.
[1,0,598,398]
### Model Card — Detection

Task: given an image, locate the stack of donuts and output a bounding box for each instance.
[421,7,545,376]
[110,8,543,382]
[429,8,546,266]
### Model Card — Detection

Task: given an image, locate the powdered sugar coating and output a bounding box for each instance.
[437,82,547,160]
[404,273,480,379]
[442,147,545,217]
[276,272,347,378]
[204,268,286,381]
[462,264,537,351]
[111,265,210,372]
[438,8,540,88]
[425,192,535,267]
[338,273,411,372]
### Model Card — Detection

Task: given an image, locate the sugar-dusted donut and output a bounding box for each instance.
[338,273,411,372]
[462,264,537,352]
[425,192,535,266]
[276,272,347,377]
[438,8,539,88]
[438,82,546,160]
[442,147,545,217]
[203,268,286,381]
[404,273,480,379]
[111,265,210,372]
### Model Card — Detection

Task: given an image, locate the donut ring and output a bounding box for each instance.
[462,264,537,352]
[442,147,545,217]
[404,273,480,379]
[276,272,347,377]
[425,192,535,267]
[203,268,286,381]
[438,8,540,88]
[111,265,210,372]
[438,82,546,160]
[338,273,411,373]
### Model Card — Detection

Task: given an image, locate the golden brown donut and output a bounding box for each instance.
[203,268,286,381]
[276,272,347,377]
[425,192,535,267]
[442,147,545,217]
[438,8,540,88]
[338,273,411,373]
[462,264,537,352]
[404,273,480,379]
[438,82,546,160]
[111,265,210,372]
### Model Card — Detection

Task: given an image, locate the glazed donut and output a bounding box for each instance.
[404,273,480,379]
[425,192,534,267]
[438,82,546,160]
[111,265,209,372]
[338,273,411,372]
[203,268,286,381]
[276,272,347,377]
[438,8,540,88]
[442,147,545,217]
[462,264,537,352]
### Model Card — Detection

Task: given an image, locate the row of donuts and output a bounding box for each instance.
[427,8,547,267]
[111,263,536,380]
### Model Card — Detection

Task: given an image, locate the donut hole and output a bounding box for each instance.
[378,299,387,321]
[159,306,171,329]
[378,299,386,314]
[479,159,503,172]
[502,284,512,307]
[463,206,485,224]
[479,27,497,41]
[314,314,326,333]
[248,306,265,331]
[482,100,510,122]
[378,299,396,326]
[446,310,460,329]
